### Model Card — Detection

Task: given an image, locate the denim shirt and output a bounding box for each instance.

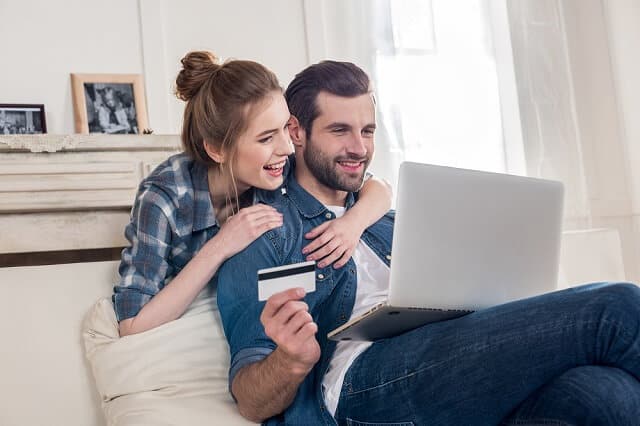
[217,174,394,425]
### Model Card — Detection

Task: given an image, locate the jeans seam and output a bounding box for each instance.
[344,354,457,396]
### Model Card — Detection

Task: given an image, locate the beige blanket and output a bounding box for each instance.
[82,289,253,426]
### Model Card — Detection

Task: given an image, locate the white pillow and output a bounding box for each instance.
[82,289,254,426]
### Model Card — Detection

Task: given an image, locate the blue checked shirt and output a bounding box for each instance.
[113,152,221,321]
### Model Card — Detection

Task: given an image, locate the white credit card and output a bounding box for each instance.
[258,260,316,301]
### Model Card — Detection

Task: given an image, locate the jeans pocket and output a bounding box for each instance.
[345,419,414,426]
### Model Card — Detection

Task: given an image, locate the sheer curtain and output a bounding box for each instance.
[310,0,516,190]
[370,0,507,190]
[309,0,634,283]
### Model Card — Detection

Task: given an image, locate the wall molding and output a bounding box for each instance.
[302,0,328,63]
[138,0,173,134]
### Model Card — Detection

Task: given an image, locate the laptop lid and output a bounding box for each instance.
[387,162,564,311]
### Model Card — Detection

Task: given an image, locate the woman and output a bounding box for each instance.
[113,51,391,337]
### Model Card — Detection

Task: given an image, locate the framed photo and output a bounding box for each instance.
[0,104,47,134]
[71,73,148,134]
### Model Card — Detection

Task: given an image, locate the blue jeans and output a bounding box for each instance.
[334,283,640,425]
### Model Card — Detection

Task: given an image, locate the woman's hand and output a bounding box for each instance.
[302,215,363,269]
[216,204,283,260]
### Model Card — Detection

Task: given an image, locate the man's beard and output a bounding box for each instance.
[303,137,370,192]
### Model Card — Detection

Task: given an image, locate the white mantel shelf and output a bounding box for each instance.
[0,134,181,153]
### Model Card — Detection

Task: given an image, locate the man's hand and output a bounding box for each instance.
[232,288,321,422]
[261,288,321,375]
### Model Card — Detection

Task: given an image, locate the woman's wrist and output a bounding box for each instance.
[342,207,369,233]
[197,235,230,270]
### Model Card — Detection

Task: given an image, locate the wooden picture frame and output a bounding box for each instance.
[70,73,148,134]
[0,103,47,134]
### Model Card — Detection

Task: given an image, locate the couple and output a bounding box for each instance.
[114,51,640,425]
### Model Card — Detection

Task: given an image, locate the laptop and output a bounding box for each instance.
[327,161,564,341]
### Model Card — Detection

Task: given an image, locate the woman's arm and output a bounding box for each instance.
[303,175,392,268]
[346,174,393,226]
[118,203,283,337]
[118,236,227,336]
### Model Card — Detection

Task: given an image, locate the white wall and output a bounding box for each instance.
[158,0,309,133]
[0,0,143,134]
[0,0,309,134]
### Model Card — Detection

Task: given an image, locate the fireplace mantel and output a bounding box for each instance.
[0,134,181,257]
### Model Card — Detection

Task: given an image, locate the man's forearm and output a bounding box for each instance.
[232,348,311,423]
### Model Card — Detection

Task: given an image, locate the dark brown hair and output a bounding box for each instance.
[284,60,371,136]
[175,50,282,169]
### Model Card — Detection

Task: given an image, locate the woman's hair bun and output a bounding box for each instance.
[175,51,221,101]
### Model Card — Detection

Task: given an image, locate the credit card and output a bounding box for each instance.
[257,260,316,301]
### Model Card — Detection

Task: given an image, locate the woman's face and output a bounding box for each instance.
[231,91,294,193]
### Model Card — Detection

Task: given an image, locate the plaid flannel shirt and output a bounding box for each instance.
[112,153,220,321]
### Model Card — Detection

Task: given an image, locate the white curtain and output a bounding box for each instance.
[312,0,635,283]
[318,0,511,190]
[374,0,507,182]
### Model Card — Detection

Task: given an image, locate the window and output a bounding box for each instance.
[373,0,515,176]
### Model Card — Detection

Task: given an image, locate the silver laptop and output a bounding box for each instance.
[328,161,564,341]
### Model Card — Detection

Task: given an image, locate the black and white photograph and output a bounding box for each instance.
[0,104,47,134]
[70,73,148,134]
[84,83,138,134]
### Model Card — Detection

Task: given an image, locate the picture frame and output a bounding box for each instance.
[70,73,149,134]
[0,104,47,134]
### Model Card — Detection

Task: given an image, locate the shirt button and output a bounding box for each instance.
[386,254,392,261]
[325,212,332,219]
[317,273,324,280]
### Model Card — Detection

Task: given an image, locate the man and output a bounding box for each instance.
[217,61,640,425]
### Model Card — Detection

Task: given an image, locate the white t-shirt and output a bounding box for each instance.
[321,206,390,416]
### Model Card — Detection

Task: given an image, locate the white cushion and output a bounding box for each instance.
[83,286,254,426]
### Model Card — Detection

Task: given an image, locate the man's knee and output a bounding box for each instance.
[604,282,640,300]
[504,366,640,425]
[592,282,640,315]
[559,366,640,418]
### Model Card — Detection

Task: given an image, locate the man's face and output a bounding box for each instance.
[303,92,375,192]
